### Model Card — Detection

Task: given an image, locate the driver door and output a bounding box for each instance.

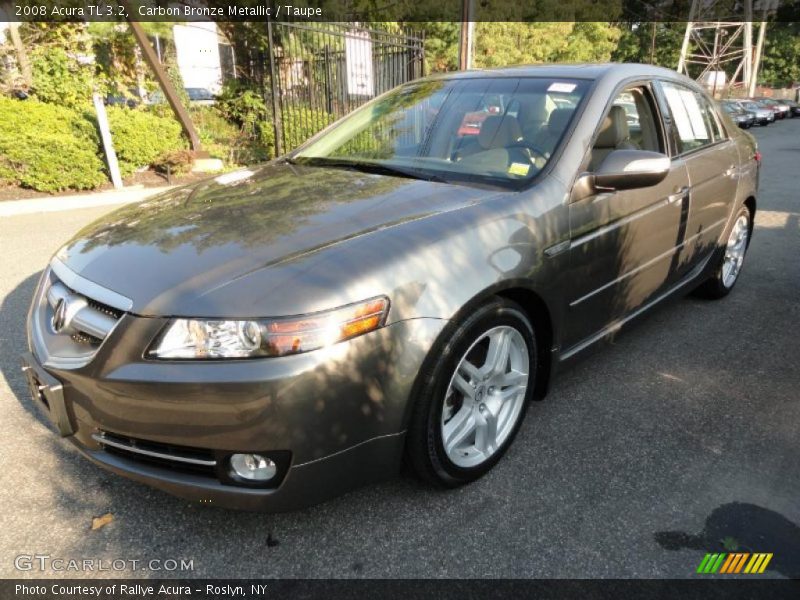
[562,84,690,352]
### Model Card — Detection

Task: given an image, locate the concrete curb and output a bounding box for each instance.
[0,185,174,218]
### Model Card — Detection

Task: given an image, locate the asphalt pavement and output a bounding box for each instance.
[1,120,798,579]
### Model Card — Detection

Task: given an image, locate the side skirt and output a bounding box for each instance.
[557,249,717,365]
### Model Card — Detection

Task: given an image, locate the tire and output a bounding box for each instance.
[406,298,536,487]
[694,205,752,299]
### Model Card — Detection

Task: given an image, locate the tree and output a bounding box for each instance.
[473,22,621,68]
[15,23,95,106]
[7,23,33,89]
[612,22,684,68]
[759,22,800,87]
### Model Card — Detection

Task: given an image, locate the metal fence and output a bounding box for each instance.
[264,21,425,154]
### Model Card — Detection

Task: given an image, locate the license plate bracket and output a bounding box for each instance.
[20,353,74,437]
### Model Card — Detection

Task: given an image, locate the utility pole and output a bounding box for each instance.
[743,1,753,90]
[749,0,778,97]
[126,20,203,153]
[749,22,767,97]
[458,0,475,71]
[677,0,698,75]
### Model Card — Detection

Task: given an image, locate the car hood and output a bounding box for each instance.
[55,163,496,316]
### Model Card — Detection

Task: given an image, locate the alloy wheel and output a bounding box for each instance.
[441,325,529,468]
[722,214,750,288]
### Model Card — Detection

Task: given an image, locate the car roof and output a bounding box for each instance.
[419,63,694,85]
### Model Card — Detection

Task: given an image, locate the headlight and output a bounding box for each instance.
[148,296,389,359]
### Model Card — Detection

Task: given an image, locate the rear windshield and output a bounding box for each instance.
[294,77,591,188]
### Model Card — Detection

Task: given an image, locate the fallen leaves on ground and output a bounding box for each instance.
[91,513,114,530]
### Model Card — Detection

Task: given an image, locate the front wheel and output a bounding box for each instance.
[694,206,751,299]
[406,298,536,487]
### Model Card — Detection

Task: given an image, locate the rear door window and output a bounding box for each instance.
[660,81,724,153]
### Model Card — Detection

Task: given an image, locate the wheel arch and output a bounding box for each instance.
[493,286,554,400]
[403,281,556,436]
[739,194,756,249]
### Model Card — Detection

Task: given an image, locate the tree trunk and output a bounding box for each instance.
[8,23,33,89]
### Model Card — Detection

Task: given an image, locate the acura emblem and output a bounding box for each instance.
[52,297,68,333]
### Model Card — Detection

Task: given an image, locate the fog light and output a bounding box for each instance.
[229,453,277,481]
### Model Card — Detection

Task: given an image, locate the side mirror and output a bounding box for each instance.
[593,149,670,191]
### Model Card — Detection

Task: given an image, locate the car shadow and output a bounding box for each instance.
[655,502,800,578]
[1,271,50,429]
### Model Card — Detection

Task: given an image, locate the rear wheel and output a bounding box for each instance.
[695,206,751,299]
[406,298,536,487]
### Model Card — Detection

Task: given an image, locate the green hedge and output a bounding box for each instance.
[0,97,107,192]
[106,107,187,177]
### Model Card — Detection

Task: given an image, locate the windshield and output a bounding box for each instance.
[293,77,590,188]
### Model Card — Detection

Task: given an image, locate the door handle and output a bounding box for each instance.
[668,186,690,204]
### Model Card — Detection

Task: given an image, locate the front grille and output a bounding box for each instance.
[46,276,122,343]
[70,331,102,346]
[87,298,123,320]
[31,261,133,370]
[92,432,218,477]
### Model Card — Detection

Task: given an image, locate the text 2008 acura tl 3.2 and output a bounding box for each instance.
[22,64,758,511]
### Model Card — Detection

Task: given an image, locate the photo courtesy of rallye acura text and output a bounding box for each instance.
[22,64,758,511]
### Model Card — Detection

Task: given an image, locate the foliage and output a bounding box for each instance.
[612,23,685,69]
[473,22,621,68]
[152,149,195,176]
[18,23,95,107]
[420,22,460,72]
[282,106,334,151]
[192,105,273,165]
[760,23,800,87]
[0,97,106,192]
[29,45,94,107]
[217,80,269,134]
[214,81,276,162]
[106,106,187,177]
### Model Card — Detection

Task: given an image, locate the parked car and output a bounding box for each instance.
[719,100,754,128]
[752,97,789,119]
[736,100,774,125]
[772,98,800,117]
[185,87,217,105]
[104,87,144,108]
[22,64,759,511]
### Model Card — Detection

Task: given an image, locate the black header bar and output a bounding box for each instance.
[2,0,800,22]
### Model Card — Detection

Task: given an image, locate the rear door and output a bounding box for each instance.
[656,81,740,278]
[563,83,690,351]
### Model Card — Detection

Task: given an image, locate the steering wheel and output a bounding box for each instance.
[506,141,549,163]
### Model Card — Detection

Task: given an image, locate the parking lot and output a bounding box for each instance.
[1,119,798,579]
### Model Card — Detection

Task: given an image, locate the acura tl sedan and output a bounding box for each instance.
[22,64,758,511]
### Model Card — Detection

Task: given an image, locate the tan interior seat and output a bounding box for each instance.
[476,115,523,150]
[590,105,638,170]
[538,108,574,156]
[455,115,525,171]
[518,96,549,142]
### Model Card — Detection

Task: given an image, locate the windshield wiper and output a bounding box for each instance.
[290,157,449,184]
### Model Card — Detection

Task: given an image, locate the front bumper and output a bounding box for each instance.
[23,314,447,511]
